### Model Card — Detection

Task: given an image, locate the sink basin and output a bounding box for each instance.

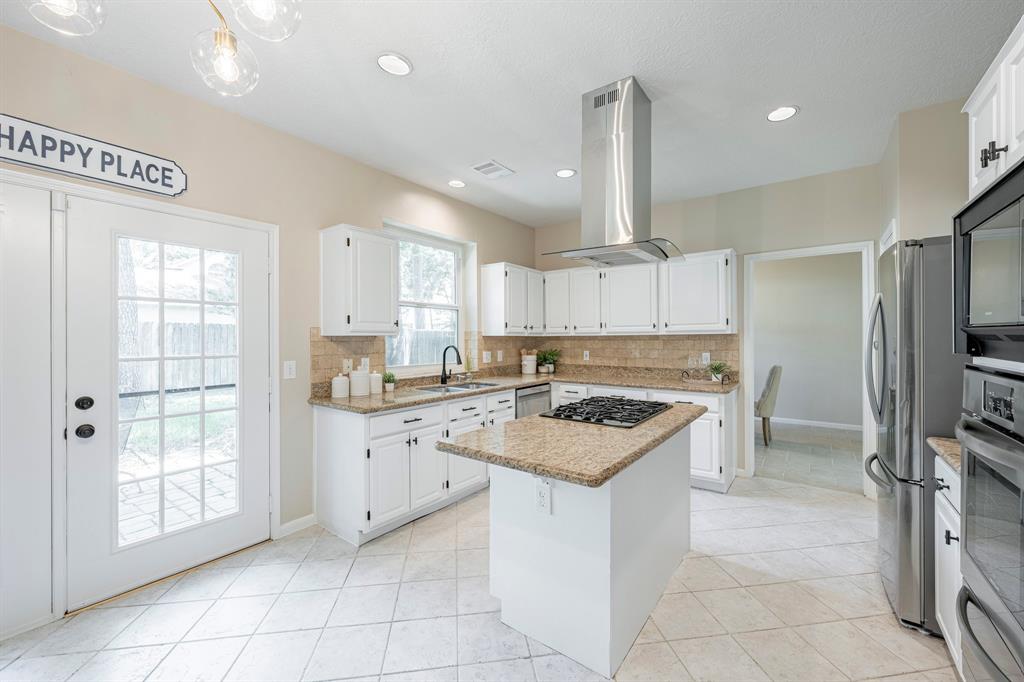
[416,382,497,393]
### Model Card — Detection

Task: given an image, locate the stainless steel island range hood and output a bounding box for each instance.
[546,76,681,267]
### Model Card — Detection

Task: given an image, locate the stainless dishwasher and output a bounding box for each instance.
[516,384,551,417]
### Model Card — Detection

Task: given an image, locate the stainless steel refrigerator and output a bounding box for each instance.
[863,237,967,633]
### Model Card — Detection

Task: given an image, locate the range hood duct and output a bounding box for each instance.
[547,76,681,267]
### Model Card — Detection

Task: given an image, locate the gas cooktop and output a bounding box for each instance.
[539,396,671,428]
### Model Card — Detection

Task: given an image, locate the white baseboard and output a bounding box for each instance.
[755,416,861,431]
[276,513,317,539]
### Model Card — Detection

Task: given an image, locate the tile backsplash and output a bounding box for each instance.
[311,327,739,393]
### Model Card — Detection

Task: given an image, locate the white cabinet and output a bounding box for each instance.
[934,473,962,673]
[367,432,411,529]
[409,425,446,510]
[601,263,659,334]
[589,386,647,400]
[447,418,489,495]
[570,268,602,334]
[659,250,736,334]
[527,270,545,334]
[320,225,398,336]
[481,262,542,336]
[544,270,571,334]
[554,383,589,406]
[650,390,736,492]
[965,16,1024,198]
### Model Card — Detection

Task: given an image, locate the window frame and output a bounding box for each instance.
[384,228,466,379]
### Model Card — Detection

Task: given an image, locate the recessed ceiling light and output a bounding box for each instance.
[767,105,799,122]
[555,168,577,178]
[377,52,413,76]
[448,179,466,188]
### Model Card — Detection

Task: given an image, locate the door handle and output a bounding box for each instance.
[864,453,893,493]
[75,424,96,439]
[864,292,887,424]
[945,529,959,545]
[957,586,1010,682]
[74,396,94,410]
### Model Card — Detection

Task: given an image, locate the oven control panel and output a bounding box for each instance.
[985,381,1015,422]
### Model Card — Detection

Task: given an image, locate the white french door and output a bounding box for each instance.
[66,196,271,610]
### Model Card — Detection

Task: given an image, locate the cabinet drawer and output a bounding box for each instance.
[556,384,588,399]
[589,386,648,400]
[448,397,485,423]
[486,392,516,413]
[935,454,961,515]
[371,405,443,438]
[649,391,720,413]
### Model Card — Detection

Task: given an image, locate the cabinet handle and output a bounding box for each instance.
[403,417,422,424]
[462,406,476,412]
[480,421,485,427]
[564,390,579,395]
[490,418,495,425]
[394,320,399,327]
[664,322,668,328]
[498,399,511,404]
[981,140,1009,168]
[564,325,568,330]
[652,323,656,329]
[945,529,959,545]
[412,436,419,445]
[935,477,950,491]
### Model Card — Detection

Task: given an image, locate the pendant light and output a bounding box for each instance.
[190,0,259,97]
[20,0,105,36]
[228,0,301,42]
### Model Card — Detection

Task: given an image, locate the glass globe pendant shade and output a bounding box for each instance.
[21,0,105,36]
[190,27,259,97]
[228,0,301,42]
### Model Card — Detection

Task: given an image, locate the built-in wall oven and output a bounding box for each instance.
[957,365,1024,680]
[954,158,1024,363]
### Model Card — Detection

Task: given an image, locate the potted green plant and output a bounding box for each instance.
[382,371,396,392]
[708,361,729,383]
[537,348,561,374]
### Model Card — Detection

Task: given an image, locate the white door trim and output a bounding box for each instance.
[741,240,876,498]
[0,167,282,623]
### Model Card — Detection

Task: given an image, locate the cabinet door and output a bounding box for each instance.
[527,270,545,334]
[544,270,571,334]
[934,493,962,670]
[506,266,528,333]
[447,420,488,495]
[570,268,602,334]
[1004,32,1024,170]
[660,255,728,333]
[602,263,658,333]
[488,408,515,428]
[350,231,398,334]
[409,425,446,510]
[689,413,721,482]
[368,432,410,528]
[968,75,1003,198]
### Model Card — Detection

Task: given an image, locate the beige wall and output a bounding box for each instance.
[753,254,862,426]
[0,27,536,524]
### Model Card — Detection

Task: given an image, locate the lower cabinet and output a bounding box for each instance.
[367,431,413,529]
[933,458,962,673]
[447,410,489,495]
[408,425,446,511]
[649,390,736,493]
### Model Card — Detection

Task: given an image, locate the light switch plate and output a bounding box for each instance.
[701,352,711,366]
[583,350,590,361]
[360,357,370,371]
[497,350,504,362]
[535,478,551,514]
[343,359,353,373]
[282,360,296,380]
[483,351,492,363]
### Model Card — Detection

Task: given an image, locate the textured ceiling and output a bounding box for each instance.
[2,0,1022,227]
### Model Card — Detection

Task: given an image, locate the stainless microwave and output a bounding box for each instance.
[954,157,1024,362]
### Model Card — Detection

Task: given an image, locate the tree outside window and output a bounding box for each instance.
[386,239,460,368]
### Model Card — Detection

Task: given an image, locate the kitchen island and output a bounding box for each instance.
[436,402,705,677]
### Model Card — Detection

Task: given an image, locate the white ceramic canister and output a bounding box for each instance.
[350,370,370,397]
[331,373,350,399]
[521,354,537,375]
[369,372,383,394]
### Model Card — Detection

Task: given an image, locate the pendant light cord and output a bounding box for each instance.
[207,0,228,29]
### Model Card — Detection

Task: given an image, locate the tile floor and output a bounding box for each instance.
[755,422,865,494]
[0,476,956,682]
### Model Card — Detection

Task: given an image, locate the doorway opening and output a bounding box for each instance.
[743,242,876,495]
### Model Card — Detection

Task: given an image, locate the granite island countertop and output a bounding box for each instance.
[927,436,961,473]
[309,368,738,415]
[434,403,707,487]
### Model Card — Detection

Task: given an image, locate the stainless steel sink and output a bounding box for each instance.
[416,382,497,393]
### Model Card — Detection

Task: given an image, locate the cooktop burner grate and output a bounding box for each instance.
[539,396,671,428]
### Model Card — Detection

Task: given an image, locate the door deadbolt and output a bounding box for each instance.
[75,424,96,439]
[74,396,95,410]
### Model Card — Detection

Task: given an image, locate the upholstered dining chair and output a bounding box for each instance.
[755,365,783,446]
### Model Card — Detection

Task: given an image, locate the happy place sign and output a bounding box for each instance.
[0,114,187,197]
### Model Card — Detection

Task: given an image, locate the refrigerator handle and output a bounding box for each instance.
[864,453,894,493]
[864,292,888,425]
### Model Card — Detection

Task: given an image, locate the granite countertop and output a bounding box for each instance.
[435,403,707,487]
[927,436,961,473]
[309,368,739,415]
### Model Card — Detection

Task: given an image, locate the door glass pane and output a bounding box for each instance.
[116,239,242,546]
[970,201,1023,325]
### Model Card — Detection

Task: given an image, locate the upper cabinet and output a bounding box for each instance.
[569,268,602,334]
[659,249,736,334]
[544,270,571,334]
[482,262,543,336]
[965,16,1024,198]
[320,225,398,336]
[601,263,659,333]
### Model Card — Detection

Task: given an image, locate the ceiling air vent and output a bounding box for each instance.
[472,159,516,179]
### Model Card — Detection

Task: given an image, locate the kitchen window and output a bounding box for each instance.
[385,232,463,374]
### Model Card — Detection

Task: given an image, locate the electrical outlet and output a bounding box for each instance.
[583,350,590,361]
[360,357,370,371]
[342,358,353,373]
[497,350,504,362]
[701,352,711,366]
[483,351,492,363]
[535,478,551,514]
[282,360,296,380]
